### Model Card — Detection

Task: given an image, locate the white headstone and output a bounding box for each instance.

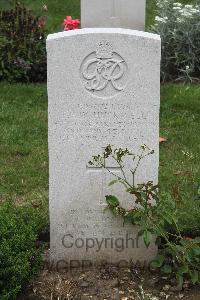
[47,28,161,269]
[81,0,146,31]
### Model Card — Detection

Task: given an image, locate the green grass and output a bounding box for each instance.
[160,85,200,232]
[0,83,48,205]
[0,0,197,33]
[0,83,199,231]
[160,84,200,196]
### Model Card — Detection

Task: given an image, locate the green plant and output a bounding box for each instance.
[0,201,45,300]
[151,0,200,83]
[0,2,46,82]
[89,145,200,287]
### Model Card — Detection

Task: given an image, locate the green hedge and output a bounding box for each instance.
[0,202,47,300]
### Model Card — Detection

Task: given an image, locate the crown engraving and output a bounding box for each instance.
[96,41,113,59]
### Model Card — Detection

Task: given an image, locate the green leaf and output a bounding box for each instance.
[150,254,165,268]
[190,270,199,285]
[178,265,189,274]
[161,264,172,274]
[150,261,160,269]
[105,195,120,207]
[193,247,200,256]
[112,207,119,216]
[119,180,129,189]
[176,273,184,288]
[126,187,134,193]
[108,180,119,187]
[143,230,152,248]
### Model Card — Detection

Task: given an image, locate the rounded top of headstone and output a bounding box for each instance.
[47,28,160,43]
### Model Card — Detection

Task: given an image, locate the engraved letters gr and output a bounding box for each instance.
[81,41,128,98]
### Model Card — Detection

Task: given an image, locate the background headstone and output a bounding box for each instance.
[47,28,161,267]
[81,0,146,31]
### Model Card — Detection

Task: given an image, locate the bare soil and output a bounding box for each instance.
[18,262,200,300]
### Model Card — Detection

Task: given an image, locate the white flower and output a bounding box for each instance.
[189,8,199,14]
[181,10,192,18]
[173,2,182,7]
[155,16,167,23]
[176,17,182,23]
[156,0,169,9]
[185,5,193,9]
[173,6,182,11]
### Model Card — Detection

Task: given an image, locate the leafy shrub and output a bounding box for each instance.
[0,201,45,300]
[0,3,46,82]
[152,1,200,83]
[89,145,200,287]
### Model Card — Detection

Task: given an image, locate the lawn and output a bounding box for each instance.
[159,85,200,233]
[0,83,199,233]
[0,0,197,33]
[0,84,48,206]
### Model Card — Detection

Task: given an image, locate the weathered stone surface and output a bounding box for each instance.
[81,0,146,31]
[47,28,161,268]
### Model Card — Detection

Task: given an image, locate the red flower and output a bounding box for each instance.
[63,16,80,31]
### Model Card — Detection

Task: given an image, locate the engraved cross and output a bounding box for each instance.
[87,148,121,173]
[87,161,121,172]
[87,148,121,205]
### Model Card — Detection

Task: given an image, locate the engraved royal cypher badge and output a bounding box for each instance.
[81,41,128,98]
